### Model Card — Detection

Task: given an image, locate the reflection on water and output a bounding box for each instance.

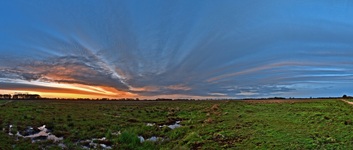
[167,120,181,129]
[7,121,182,148]
[9,125,64,143]
[139,120,182,143]
[77,137,113,149]
[146,120,182,129]
[8,124,66,148]
[138,136,165,143]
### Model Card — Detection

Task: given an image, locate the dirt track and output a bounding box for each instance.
[341,99,353,105]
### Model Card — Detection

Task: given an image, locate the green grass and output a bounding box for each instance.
[345,99,353,102]
[0,100,9,104]
[1,99,353,149]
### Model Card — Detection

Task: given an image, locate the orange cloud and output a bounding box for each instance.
[130,86,160,92]
[166,84,191,91]
[0,81,137,99]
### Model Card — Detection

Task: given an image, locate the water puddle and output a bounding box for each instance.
[6,121,179,148]
[24,125,63,142]
[165,121,181,129]
[138,136,165,143]
[77,137,113,149]
[146,123,155,126]
[140,121,182,144]
[8,124,66,148]
[146,120,182,130]
[8,125,13,136]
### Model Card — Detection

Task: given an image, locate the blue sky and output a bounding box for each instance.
[0,0,353,98]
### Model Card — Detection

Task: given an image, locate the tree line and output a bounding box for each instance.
[0,94,41,100]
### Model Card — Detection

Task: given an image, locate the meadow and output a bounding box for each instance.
[1,99,353,149]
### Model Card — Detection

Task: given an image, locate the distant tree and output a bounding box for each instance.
[343,95,348,99]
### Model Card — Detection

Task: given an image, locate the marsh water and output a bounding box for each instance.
[7,120,181,149]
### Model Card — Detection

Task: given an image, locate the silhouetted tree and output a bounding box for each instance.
[343,95,348,99]
[0,94,12,100]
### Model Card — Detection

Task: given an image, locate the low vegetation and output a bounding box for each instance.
[1,99,353,149]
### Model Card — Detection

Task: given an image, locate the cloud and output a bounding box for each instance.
[206,61,310,82]
[166,84,191,91]
[209,93,228,96]
[21,56,128,89]
[236,91,258,96]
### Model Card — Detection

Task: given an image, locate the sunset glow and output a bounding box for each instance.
[0,79,136,99]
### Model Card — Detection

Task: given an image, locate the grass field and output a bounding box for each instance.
[1,99,353,149]
[0,100,9,104]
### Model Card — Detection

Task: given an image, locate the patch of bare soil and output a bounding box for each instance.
[341,99,353,105]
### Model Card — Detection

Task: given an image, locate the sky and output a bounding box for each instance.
[0,0,353,99]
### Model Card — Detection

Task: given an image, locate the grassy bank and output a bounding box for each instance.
[0,99,353,149]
